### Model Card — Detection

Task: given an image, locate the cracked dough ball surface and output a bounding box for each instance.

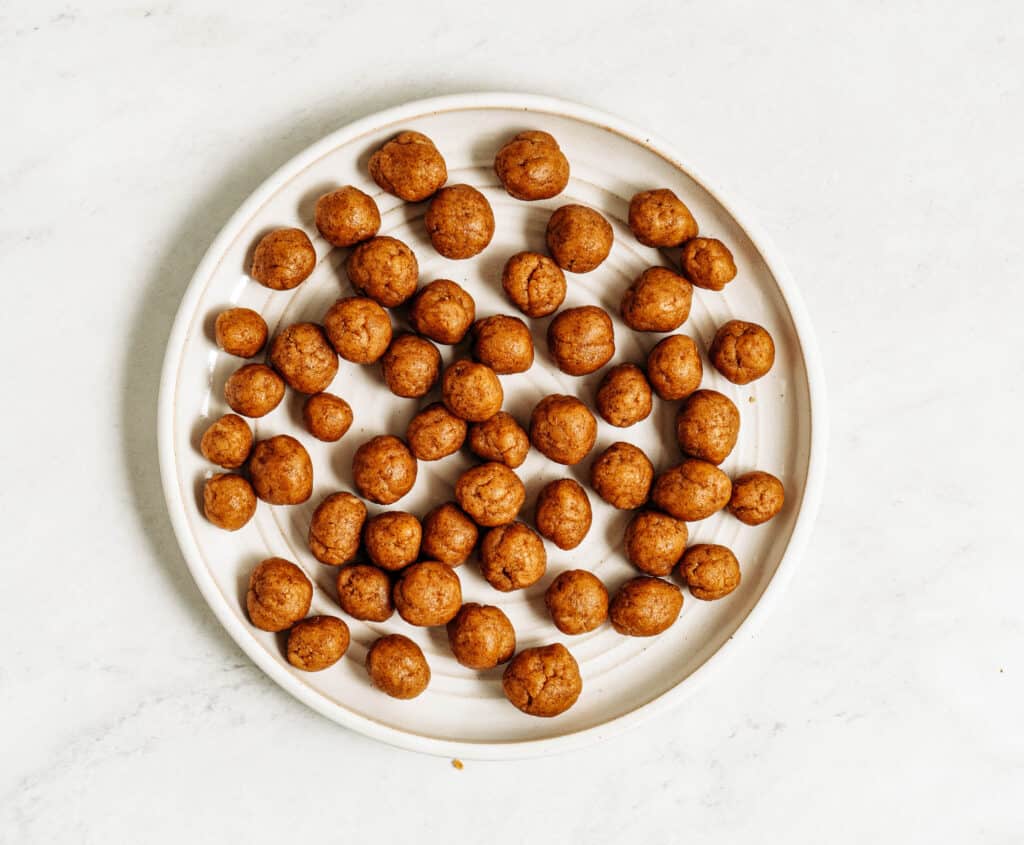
[364,511,422,572]
[596,363,653,428]
[494,130,570,201]
[369,131,447,202]
[287,616,350,671]
[546,204,613,273]
[203,473,257,531]
[406,402,467,461]
[425,184,495,259]
[646,334,703,401]
[421,502,478,567]
[322,296,393,364]
[501,251,566,318]
[547,305,614,376]
[200,413,253,468]
[502,643,582,717]
[468,411,529,468]
[308,492,366,565]
[381,332,441,398]
[249,435,313,505]
[246,557,312,632]
[590,442,655,510]
[728,470,785,525]
[446,603,516,669]
[624,510,689,576]
[250,228,316,291]
[346,236,419,307]
[529,394,597,465]
[351,435,417,505]
[620,266,693,333]
[609,576,683,637]
[679,544,741,600]
[269,322,338,394]
[366,634,431,699]
[480,521,546,592]
[675,389,740,465]
[409,279,476,344]
[215,307,268,358]
[314,186,380,247]
[224,363,285,418]
[680,237,737,291]
[393,561,462,626]
[454,462,525,527]
[303,392,353,442]
[652,458,731,521]
[442,359,503,422]
[545,569,609,635]
[336,564,394,622]
[627,188,698,247]
[472,314,534,374]
[534,478,592,550]
[710,320,775,384]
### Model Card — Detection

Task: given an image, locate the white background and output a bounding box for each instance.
[1,1,1021,842]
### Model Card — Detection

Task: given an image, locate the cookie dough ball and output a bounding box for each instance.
[534,478,592,550]
[336,564,393,621]
[249,435,313,505]
[624,511,688,576]
[646,334,703,401]
[501,251,566,318]
[308,492,366,565]
[224,363,285,418]
[709,320,775,384]
[393,561,462,626]
[680,237,737,291]
[303,392,353,442]
[596,363,652,428]
[250,228,316,291]
[287,616,350,671]
[652,458,731,521]
[203,473,257,531]
[502,643,581,717]
[409,279,476,344]
[447,603,516,669]
[322,296,393,364]
[352,435,417,505]
[200,413,253,468]
[442,359,503,422]
[215,308,268,358]
[610,577,683,637]
[494,130,570,201]
[364,511,422,572]
[315,186,381,247]
[675,390,740,465]
[547,306,615,376]
[269,322,339,394]
[480,522,546,591]
[469,412,529,468]
[246,557,312,632]
[546,204,613,273]
[628,188,698,247]
[472,315,534,374]
[590,442,655,510]
[529,394,597,465]
[381,333,441,398]
[679,544,741,600]
[421,502,478,567]
[728,470,785,525]
[369,131,447,202]
[620,267,693,332]
[406,402,467,461]
[425,184,495,259]
[455,462,525,527]
[346,236,419,307]
[545,570,608,635]
[366,634,430,699]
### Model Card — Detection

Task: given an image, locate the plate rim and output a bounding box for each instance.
[157,91,829,760]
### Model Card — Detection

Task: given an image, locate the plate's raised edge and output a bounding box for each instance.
[157,92,829,760]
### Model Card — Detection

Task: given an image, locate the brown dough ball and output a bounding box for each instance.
[455,462,525,527]
[249,435,313,505]
[200,413,253,468]
[250,228,316,291]
[441,359,503,422]
[709,320,776,384]
[547,306,615,376]
[303,392,353,442]
[534,479,592,550]
[468,412,529,468]
[590,442,654,510]
[406,402,467,461]
[268,322,339,394]
[224,363,285,418]
[381,333,441,398]
[502,643,581,717]
[494,130,570,201]
[472,315,534,374]
[421,502,478,567]
[480,522,546,592]
[336,564,393,622]
[627,189,698,247]
[610,576,683,636]
[351,435,417,505]
[545,570,608,635]
[529,394,597,465]
[501,251,566,318]
[425,184,495,259]
[446,603,516,669]
[203,473,257,531]
[624,511,688,576]
[369,131,447,202]
[680,237,737,291]
[366,634,430,699]
[596,363,652,428]
[679,544,741,600]
[308,492,366,565]
[322,296,393,364]
[287,616,350,671]
[652,458,731,521]
[393,561,462,626]
[620,267,693,333]
[364,511,422,572]
[646,334,703,401]
[546,204,613,273]
[314,186,381,247]
[675,389,740,465]
[246,557,312,632]
[215,308,268,358]
[409,279,476,344]
[346,236,419,307]
[728,471,785,525]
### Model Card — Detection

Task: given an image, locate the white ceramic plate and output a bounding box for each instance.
[158,93,827,759]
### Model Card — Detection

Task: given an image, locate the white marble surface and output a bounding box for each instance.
[1,1,1021,841]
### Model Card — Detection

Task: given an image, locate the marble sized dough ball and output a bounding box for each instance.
[624,510,688,576]
[547,306,615,376]
[529,394,597,465]
[369,131,447,202]
[269,322,339,394]
[546,204,613,273]
[250,228,316,291]
[709,320,776,384]
[545,569,609,635]
[200,413,253,468]
[249,435,313,505]
[502,643,582,717]
[215,307,268,358]
[425,184,495,259]
[680,237,737,291]
[336,564,393,622]
[675,389,740,465]
[652,458,731,522]
[596,363,653,428]
[421,502,478,567]
[303,392,353,442]
[381,332,441,398]
[366,634,430,699]
[727,471,785,525]
[203,473,257,531]
[446,603,516,669]
[468,411,529,468]
[363,511,422,572]
[346,236,419,308]
[494,130,570,201]
[322,296,393,364]
[534,478,592,550]
[480,522,546,592]
[246,557,312,632]
[620,266,693,333]
[314,186,380,247]
[287,616,350,671]
[393,561,462,626]
[224,363,285,418]
[501,251,566,318]
[409,279,476,345]
[454,462,525,527]
[441,359,503,422]
[590,442,655,510]
[609,577,683,637]
[472,314,534,374]
[351,435,417,505]
[308,491,366,566]
[627,188,698,247]
[646,334,703,401]
[679,544,741,601]
[406,402,467,461]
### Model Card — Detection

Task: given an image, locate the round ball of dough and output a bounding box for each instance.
[224,363,285,418]
[269,322,339,394]
[250,228,316,291]
[322,296,393,364]
[624,511,688,576]
[200,413,253,468]
[381,332,441,398]
[590,442,654,510]
[468,411,529,468]
[494,130,570,201]
[336,564,393,622]
[502,643,581,717]
[287,616,350,671]
[314,186,380,247]
[366,634,430,699]
[675,389,740,465]
[393,561,462,626]
[246,557,312,632]
[203,473,257,531]
[346,236,418,307]
[480,522,546,592]
[406,402,467,461]
[679,544,741,600]
[646,334,703,401]
[627,189,698,247]
[529,394,597,465]
[501,251,566,318]
[409,279,476,344]
[727,470,785,525]
[441,359,503,422]
[215,308,268,358]
[680,237,736,291]
[545,569,609,635]
[363,511,422,572]
[446,603,516,669]
[546,204,613,273]
[308,492,366,565]
[249,435,313,505]
[303,392,353,442]
[369,131,447,202]
[351,435,417,505]
[547,306,614,376]
[425,184,495,259]
[421,502,478,567]
[596,363,652,427]
[472,314,534,374]
[709,320,775,384]
[620,267,693,332]
[455,462,525,527]
[610,576,683,637]
[534,478,592,550]
[652,458,731,521]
